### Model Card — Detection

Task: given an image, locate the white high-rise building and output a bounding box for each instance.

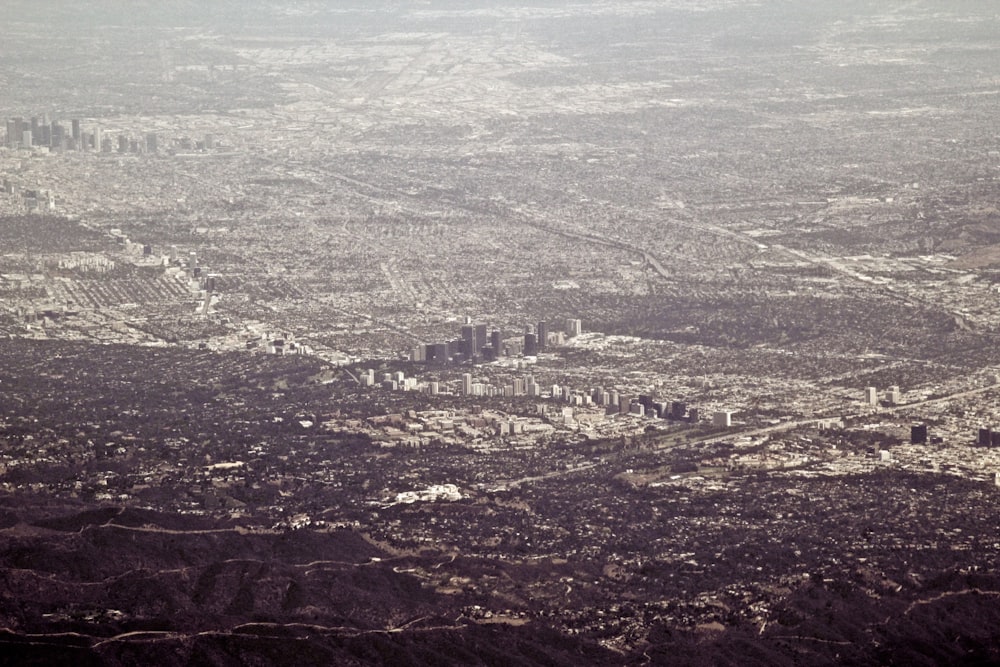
[566,318,582,337]
[885,385,901,405]
[462,373,473,395]
[713,411,732,428]
[865,386,878,406]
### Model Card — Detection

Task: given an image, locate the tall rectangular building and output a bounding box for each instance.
[523,333,538,356]
[6,120,18,148]
[461,324,475,359]
[865,386,878,406]
[474,324,488,356]
[536,321,547,350]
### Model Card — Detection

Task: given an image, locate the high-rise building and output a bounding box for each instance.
[490,329,501,353]
[885,385,901,405]
[71,119,81,141]
[713,411,732,428]
[432,342,448,363]
[978,427,992,447]
[536,321,547,350]
[51,122,64,147]
[21,130,32,148]
[461,373,473,396]
[523,333,538,356]
[6,120,19,148]
[566,318,582,337]
[910,423,928,445]
[475,324,488,355]
[865,386,878,406]
[461,324,475,359]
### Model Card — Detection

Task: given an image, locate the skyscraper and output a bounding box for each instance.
[865,386,878,406]
[461,324,475,359]
[523,333,538,356]
[6,120,18,148]
[475,324,488,357]
[536,321,547,350]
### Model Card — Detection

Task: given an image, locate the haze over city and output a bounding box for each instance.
[2,1,1000,664]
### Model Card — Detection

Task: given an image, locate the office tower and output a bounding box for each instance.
[475,323,487,354]
[431,342,447,363]
[462,373,473,396]
[910,423,928,445]
[118,135,128,153]
[536,321,547,350]
[6,120,18,148]
[885,385,901,405]
[688,407,699,423]
[523,333,537,356]
[93,127,102,152]
[671,401,686,420]
[71,119,81,141]
[865,386,878,406]
[30,117,39,143]
[713,411,732,428]
[566,318,582,337]
[21,130,32,148]
[461,324,475,359]
[979,428,992,447]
